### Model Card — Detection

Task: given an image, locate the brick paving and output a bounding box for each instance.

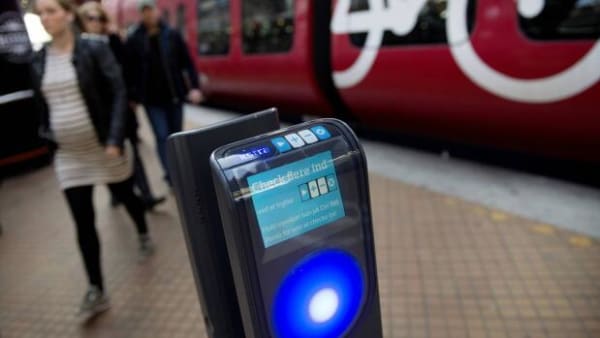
[370,178,600,338]
[0,118,598,337]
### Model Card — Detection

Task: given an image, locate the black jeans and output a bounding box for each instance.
[64,177,148,291]
[144,103,183,183]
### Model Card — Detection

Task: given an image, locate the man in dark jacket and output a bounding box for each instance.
[125,0,202,185]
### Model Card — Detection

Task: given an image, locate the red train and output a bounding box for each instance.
[1,0,48,174]
[105,0,600,163]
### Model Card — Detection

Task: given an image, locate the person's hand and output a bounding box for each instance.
[105,145,122,158]
[106,23,119,35]
[128,100,138,110]
[187,89,203,104]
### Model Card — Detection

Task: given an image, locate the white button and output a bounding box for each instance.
[285,133,305,148]
[298,129,318,144]
[308,180,320,198]
[317,177,328,195]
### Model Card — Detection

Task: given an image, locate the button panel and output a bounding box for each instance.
[239,126,333,160]
[297,174,339,201]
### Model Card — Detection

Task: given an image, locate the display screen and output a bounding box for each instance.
[247,151,346,248]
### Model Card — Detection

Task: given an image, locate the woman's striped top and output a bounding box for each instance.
[42,49,132,190]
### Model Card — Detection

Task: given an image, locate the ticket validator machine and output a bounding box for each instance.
[210,119,382,338]
[167,108,280,338]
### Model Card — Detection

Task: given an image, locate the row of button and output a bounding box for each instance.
[298,174,338,201]
[271,126,331,153]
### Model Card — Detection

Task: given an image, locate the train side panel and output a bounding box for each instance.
[331,0,600,161]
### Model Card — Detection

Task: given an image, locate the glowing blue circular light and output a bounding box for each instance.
[272,249,365,338]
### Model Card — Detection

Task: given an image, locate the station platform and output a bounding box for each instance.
[1,107,599,338]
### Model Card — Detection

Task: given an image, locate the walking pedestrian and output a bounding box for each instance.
[32,0,155,316]
[125,0,202,185]
[76,1,166,210]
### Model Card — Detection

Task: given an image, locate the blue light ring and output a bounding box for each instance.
[272,249,366,338]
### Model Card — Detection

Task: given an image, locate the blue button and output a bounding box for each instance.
[271,137,292,153]
[299,184,310,201]
[326,175,337,191]
[272,249,365,338]
[310,126,331,140]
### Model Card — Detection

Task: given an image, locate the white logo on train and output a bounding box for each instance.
[331,0,600,103]
[0,12,32,64]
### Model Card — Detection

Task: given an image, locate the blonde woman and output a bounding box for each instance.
[77,1,166,210]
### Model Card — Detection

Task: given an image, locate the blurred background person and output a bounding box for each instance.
[32,0,154,316]
[76,1,166,210]
[125,0,202,186]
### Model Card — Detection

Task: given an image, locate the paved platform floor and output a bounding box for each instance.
[1,112,598,338]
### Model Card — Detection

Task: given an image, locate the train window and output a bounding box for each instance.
[349,0,475,47]
[242,0,294,54]
[519,0,600,40]
[176,4,187,40]
[197,0,230,55]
